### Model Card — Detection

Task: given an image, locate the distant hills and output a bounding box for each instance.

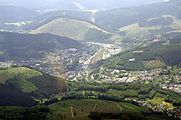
[16,0,180,43]
[0,5,39,31]
[95,0,181,31]
[0,0,181,44]
[0,5,39,22]
[84,0,181,43]
[1,0,181,43]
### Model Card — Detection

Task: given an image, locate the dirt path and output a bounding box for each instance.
[92,104,98,112]
[70,107,75,118]
[116,103,123,112]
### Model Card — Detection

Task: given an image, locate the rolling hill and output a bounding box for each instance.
[31,18,122,42]
[0,99,175,120]
[23,10,92,31]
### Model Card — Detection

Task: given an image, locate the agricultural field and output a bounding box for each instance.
[0,99,174,120]
[48,99,99,120]
[47,99,147,120]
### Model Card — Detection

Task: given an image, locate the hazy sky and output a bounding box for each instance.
[0,0,171,11]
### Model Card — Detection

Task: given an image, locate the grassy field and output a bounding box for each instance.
[147,97,174,109]
[48,99,99,120]
[147,97,165,105]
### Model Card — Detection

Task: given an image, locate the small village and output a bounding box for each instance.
[89,67,181,94]
[135,100,181,119]
[0,43,99,77]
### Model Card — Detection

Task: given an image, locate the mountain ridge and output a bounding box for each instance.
[30,18,122,42]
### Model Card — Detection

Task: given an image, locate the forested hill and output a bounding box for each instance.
[0,66,67,107]
[102,32,181,70]
[0,31,82,60]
